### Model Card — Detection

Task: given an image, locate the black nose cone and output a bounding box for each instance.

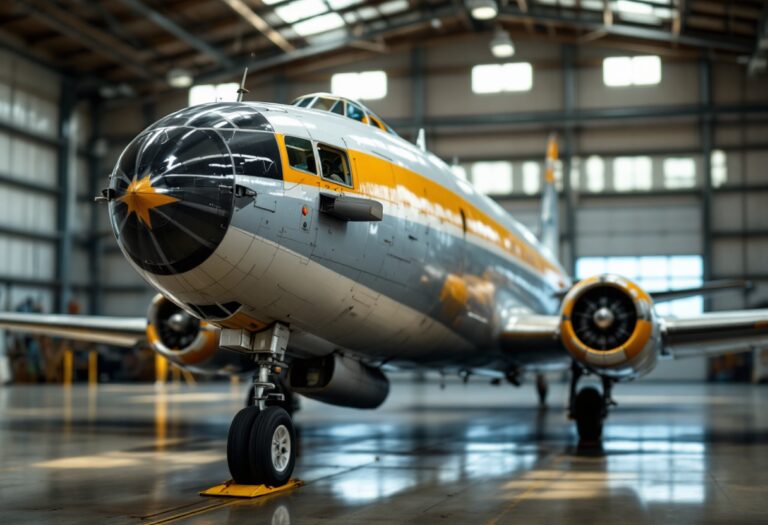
[108,126,235,276]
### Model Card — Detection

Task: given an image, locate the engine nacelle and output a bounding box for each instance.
[560,275,661,379]
[146,295,255,375]
[288,354,389,409]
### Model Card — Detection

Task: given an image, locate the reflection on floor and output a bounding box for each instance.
[0,380,766,524]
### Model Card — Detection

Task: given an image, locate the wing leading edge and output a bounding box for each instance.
[0,313,147,347]
[499,309,768,361]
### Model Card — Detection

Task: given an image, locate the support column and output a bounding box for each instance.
[410,46,426,140]
[55,78,76,313]
[87,98,104,314]
[699,58,714,310]
[562,44,578,275]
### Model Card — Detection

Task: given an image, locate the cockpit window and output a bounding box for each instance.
[369,115,385,130]
[330,100,344,115]
[318,144,352,187]
[295,97,313,108]
[346,102,365,122]
[285,136,317,175]
[312,97,336,111]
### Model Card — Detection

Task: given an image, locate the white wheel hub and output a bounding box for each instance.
[271,424,291,472]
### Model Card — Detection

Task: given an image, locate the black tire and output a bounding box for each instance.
[574,386,604,442]
[248,406,296,487]
[227,406,261,484]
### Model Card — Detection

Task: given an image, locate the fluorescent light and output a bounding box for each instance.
[276,0,327,24]
[466,0,498,20]
[327,0,362,8]
[378,0,409,15]
[331,70,387,100]
[167,68,193,88]
[293,13,345,36]
[472,63,532,94]
[490,27,514,58]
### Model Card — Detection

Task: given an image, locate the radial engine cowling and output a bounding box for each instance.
[146,295,255,375]
[560,275,661,379]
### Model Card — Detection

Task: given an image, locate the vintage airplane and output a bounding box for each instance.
[1,91,767,487]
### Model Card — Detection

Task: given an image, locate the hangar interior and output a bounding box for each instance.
[0,1,768,523]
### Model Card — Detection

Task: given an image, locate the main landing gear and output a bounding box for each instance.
[224,324,296,486]
[568,362,615,443]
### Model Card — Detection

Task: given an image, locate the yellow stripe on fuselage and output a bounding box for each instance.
[275,134,566,287]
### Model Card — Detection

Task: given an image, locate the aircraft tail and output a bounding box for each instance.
[539,134,559,259]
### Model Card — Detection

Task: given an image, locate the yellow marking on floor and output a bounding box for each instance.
[200,478,303,498]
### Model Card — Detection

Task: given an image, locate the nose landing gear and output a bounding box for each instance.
[568,362,615,443]
[223,324,296,486]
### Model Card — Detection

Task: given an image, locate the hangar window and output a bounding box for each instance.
[522,162,541,195]
[318,144,353,186]
[285,136,317,175]
[471,161,513,195]
[576,255,703,317]
[331,71,387,100]
[585,155,605,192]
[188,83,239,106]
[664,157,696,189]
[472,63,533,94]
[711,150,727,187]
[613,156,652,191]
[603,56,661,87]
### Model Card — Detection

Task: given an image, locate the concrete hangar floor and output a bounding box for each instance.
[0,380,766,524]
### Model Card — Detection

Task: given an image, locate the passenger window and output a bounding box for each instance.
[318,144,352,186]
[346,102,365,122]
[313,97,335,111]
[285,136,317,174]
[330,100,345,115]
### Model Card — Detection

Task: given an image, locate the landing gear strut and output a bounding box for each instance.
[568,362,615,442]
[224,324,296,486]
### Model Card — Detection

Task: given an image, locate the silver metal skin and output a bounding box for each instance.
[593,307,615,330]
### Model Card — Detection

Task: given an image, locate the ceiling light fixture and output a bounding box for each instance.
[167,68,193,88]
[466,0,498,21]
[490,26,514,58]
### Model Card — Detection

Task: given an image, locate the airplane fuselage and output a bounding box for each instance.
[108,101,570,373]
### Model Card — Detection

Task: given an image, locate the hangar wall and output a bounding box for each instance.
[0,49,59,315]
[91,35,768,379]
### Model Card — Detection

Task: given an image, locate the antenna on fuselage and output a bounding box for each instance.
[237,67,249,102]
[416,128,427,151]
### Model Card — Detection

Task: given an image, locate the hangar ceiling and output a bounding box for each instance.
[0,0,766,96]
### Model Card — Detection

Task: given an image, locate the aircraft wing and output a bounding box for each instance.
[0,313,146,347]
[661,309,768,358]
[500,309,768,360]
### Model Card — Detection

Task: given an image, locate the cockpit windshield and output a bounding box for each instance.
[291,93,397,136]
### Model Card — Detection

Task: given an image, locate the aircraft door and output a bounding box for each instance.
[308,137,379,274]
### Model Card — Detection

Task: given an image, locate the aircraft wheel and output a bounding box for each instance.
[227,405,261,484]
[573,386,604,442]
[248,406,296,487]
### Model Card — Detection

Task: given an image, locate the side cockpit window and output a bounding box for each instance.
[346,102,365,122]
[285,136,317,174]
[318,144,352,187]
